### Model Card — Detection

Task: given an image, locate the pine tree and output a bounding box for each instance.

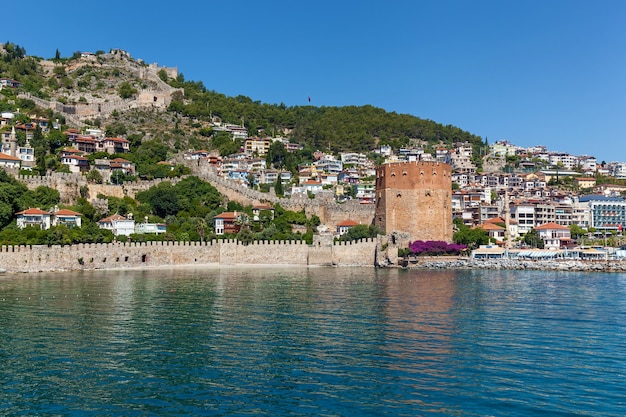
[274,179,284,197]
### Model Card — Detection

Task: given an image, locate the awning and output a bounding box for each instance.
[517,250,559,258]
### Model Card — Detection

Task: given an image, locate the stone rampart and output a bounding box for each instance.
[0,238,378,273]
[12,162,375,227]
[188,161,375,227]
[18,172,85,204]
[15,172,184,204]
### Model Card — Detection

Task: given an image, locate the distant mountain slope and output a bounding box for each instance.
[1,42,486,159]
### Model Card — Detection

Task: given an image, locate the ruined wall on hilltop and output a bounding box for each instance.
[21,53,182,123]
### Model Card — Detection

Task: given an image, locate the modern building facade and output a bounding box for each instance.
[579,195,626,232]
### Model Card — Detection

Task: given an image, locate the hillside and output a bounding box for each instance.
[0,42,486,161]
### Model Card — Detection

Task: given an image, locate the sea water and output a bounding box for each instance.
[0,267,625,416]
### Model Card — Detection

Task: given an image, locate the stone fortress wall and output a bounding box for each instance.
[19,49,183,123]
[14,168,375,229]
[185,159,376,227]
[16,172,180,205]
[0,238,378,273]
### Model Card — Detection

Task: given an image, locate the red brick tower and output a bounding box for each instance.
[374,161,452,242]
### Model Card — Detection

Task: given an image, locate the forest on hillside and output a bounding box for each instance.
[166,74,485,155]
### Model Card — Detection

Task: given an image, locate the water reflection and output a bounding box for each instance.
[0,268,625,416]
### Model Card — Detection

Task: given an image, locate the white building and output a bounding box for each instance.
[510,203,536,235]
[98,214,135,236]
[16,208,51,229]
[491,141,519,157]
[135,221,167,234]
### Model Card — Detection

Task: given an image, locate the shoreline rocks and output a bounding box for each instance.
[410,258,626,272]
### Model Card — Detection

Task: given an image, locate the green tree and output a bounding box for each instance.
[86,169,103,184]
[157,69,168,82]
[452,219,489,249]
[523,228,544,249]
[137,182,179,218]
[210,131,240,156]
[569,224,587,241]
[266,141,287,169]
[338,224,382,242]
[71,198,98,222]
[118,82,137,99]
[53,66,66,77]
[274,180,284,197]
[131,140,170,179]
[46,129,68,154]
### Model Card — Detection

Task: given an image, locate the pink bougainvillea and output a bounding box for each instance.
[408,240,466,256]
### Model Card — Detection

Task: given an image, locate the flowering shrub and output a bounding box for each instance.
[408,240,467,256]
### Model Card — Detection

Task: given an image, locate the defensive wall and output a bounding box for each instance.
[15,172,180,205]
[13,169,374,229]
[21,52,182,123]
[187,160,376,227]
[0,238,378,273]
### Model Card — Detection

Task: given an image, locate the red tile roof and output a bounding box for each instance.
[337,220,359,227]
[0,153,21,161]
[214,212,238,220]
[98,214,128,223]
[17,208,50,215]
[478,223,505,231]
[535,222,569,230]
[54,209,82,216]
[253,204,273,210]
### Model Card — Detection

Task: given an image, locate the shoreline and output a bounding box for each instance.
[4,258,626,275]
[409,258,626,272]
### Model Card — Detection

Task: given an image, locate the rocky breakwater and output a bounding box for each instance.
[414,258,626,272]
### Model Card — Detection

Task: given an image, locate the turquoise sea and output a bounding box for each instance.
[0,266,625,416]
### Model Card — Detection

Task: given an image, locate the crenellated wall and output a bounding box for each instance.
[0,238,378,273]
[186,160,376,228]
[12,168,375,231]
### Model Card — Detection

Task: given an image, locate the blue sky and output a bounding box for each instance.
[6,0,626,162]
